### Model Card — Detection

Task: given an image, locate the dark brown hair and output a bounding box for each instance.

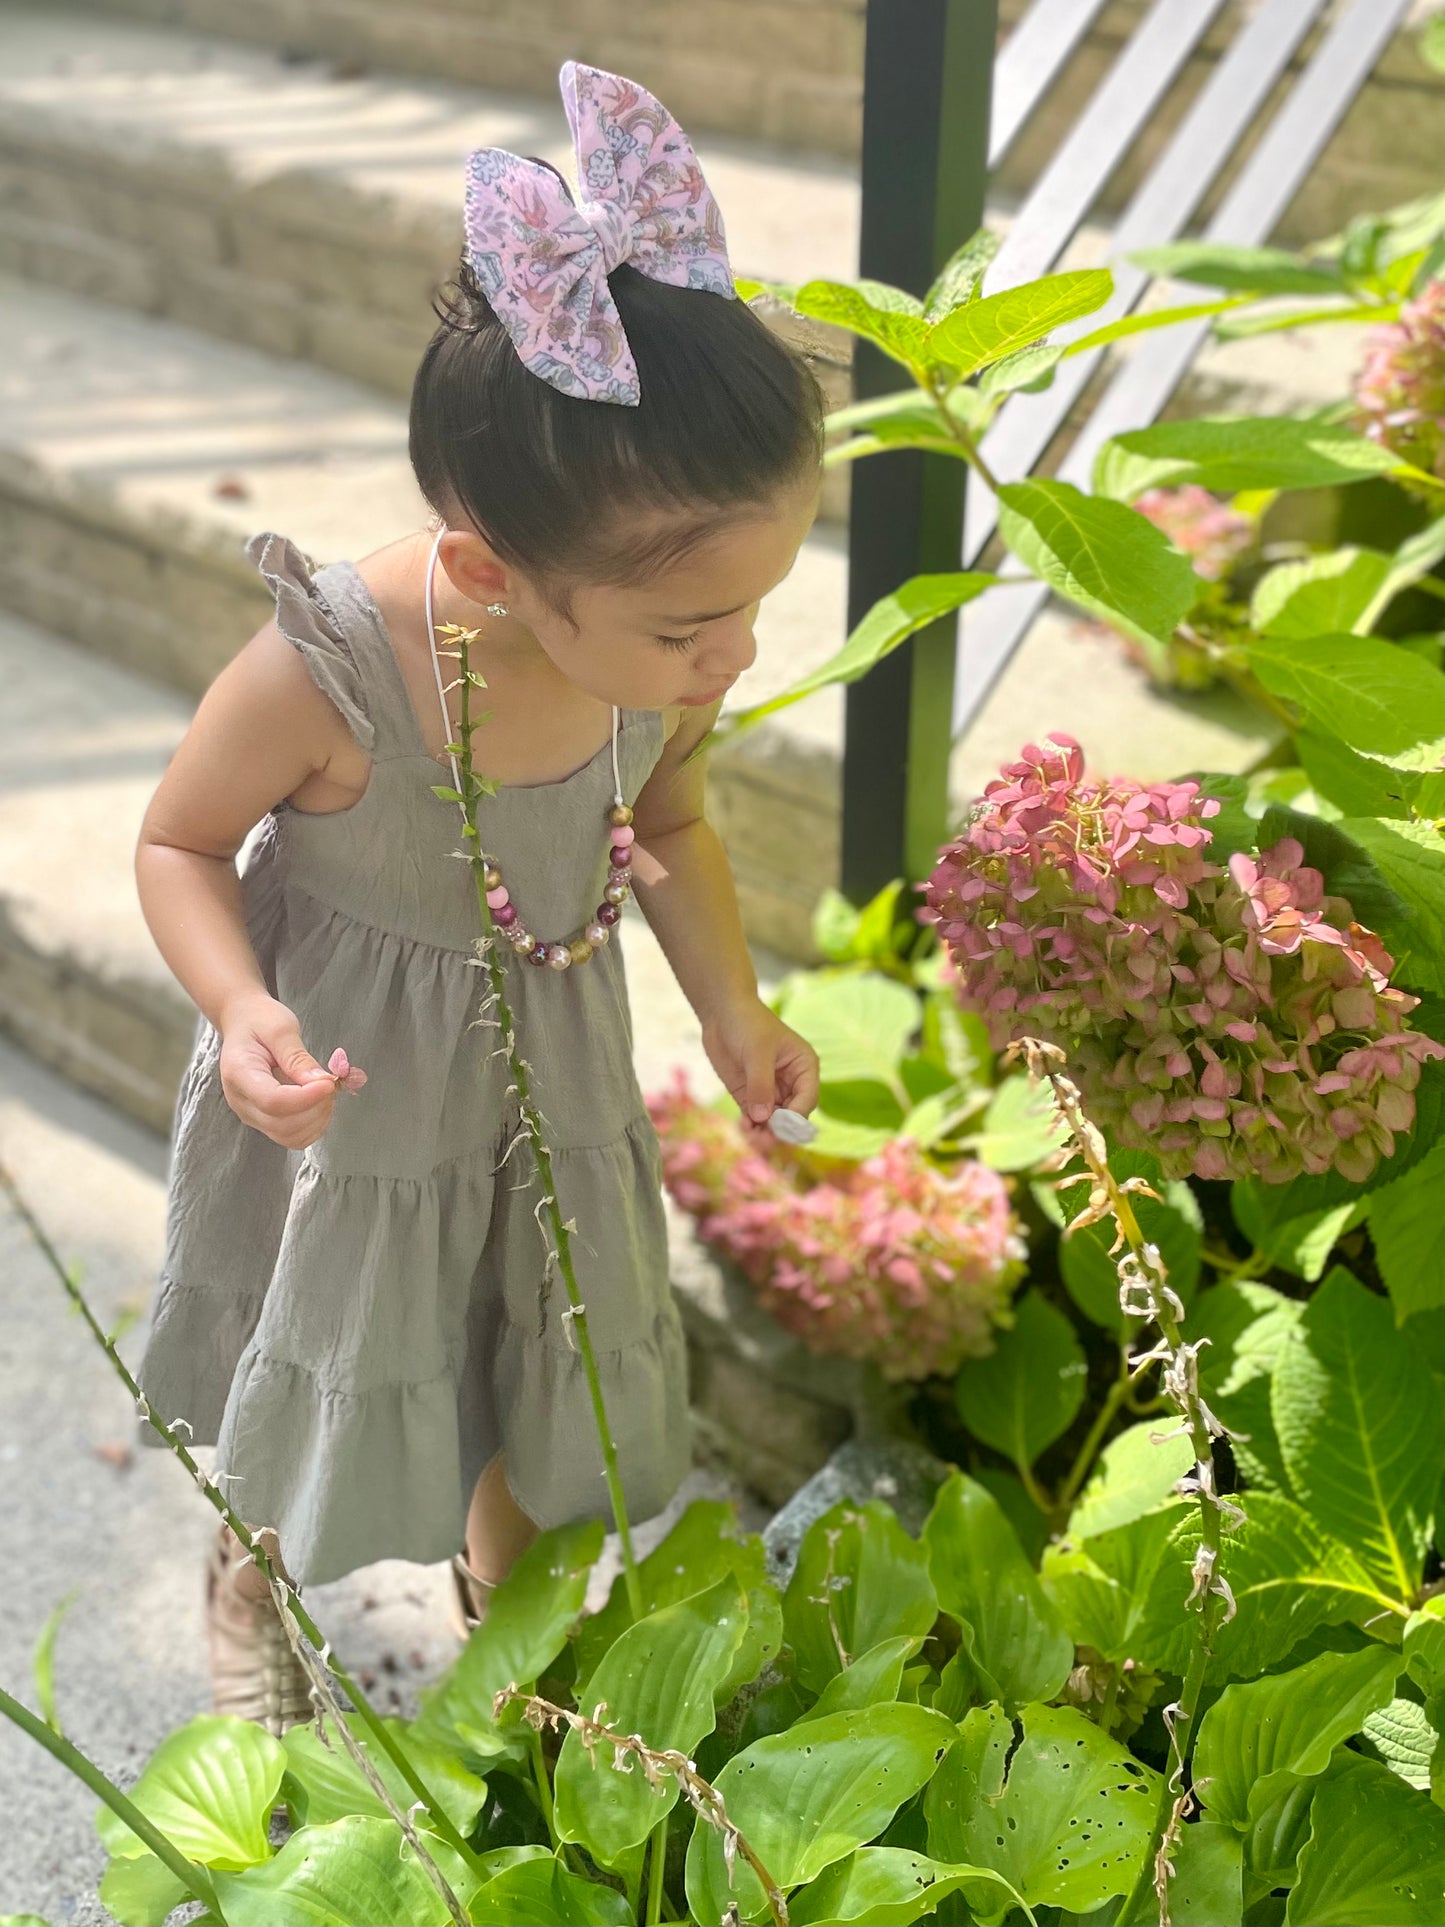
[409,190,824,623]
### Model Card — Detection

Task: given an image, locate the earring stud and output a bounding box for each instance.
[485,601,508,618]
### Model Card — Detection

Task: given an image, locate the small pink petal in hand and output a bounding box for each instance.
[327,1047,368,1093]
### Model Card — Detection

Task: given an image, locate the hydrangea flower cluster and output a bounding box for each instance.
[1354,278,1445,488]
[647,1076,1026,1380]
[925,735,1443,1184]
[1134,485,1255,582]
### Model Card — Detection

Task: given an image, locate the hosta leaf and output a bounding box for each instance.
[1193,1643,1403,1827]
[799,1636,918,1723]
[954,1290,1086,1469]
[1286,1757,1445,1924]
[213,1817,452,1926]
[782,1500,937,1697]
[554,1575,748,1864]
[1370,1141,1445,1320]
[1247,631,1445,772]
[996,478,1198,653]
[1362,1698,1439,1789]
[445,1848,631,1926]
[684,1703,957,1926]
[1250,547,1394,638]
[1272,1267,1442,1600]
[777,972,919,1090]
[923,1472,1074,1709]
[96,1855,189,1927]
[573,1499,771,1698]
[282,1717,486,1834]
[1095,416,1403,502]
[412,1521,602,1760]
[924,1701,1159,1915]
[1147,1819,1243,1927]
[717,571,996,737]
[789,1846,1024,1925]
[1130,241,1345,297]
[97,1715,284,1869]
[928,269,1112,376]
[1068,1423,1197,1541]
[1335,817,1445,994]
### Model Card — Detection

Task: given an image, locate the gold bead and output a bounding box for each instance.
[484,865,502,890]
[608,803,634,828]
[604,881,629,906]
[569,938,594,966]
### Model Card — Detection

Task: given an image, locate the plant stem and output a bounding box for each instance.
[0,1683,223,1920]
[0,1163,486,1894]
[927,372,1004,493]
[441,626,643,1620]
[528,1725,557,1841]
[646,1811,668,1926]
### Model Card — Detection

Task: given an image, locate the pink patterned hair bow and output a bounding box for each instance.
[462,61,735,406]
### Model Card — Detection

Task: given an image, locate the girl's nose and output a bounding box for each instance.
[701,609,758,680]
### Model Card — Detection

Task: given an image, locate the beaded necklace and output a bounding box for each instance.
[425,529,634,973]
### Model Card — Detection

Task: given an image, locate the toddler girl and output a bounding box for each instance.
[134,61,822,1731]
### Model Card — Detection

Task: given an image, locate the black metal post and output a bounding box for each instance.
[841,0,998,900]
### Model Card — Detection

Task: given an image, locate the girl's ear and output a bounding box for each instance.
[437,527,511,605]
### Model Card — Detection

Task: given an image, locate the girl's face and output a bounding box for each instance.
[443,471,821,712]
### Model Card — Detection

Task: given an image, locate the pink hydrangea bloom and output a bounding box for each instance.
[327,1047,368,1093]
[1135,486,1255,581]
[648,1077,1025,1380]
[1353,278,1445,486]
[925,735,1443,1185]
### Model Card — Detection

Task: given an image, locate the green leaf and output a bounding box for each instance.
[1250,548,1394,638]
[429,784,463,803]
[1060,1149,1201,1329]
[1272,1267,1443,1600]
[790,1846,1025,1926]
[954,1291,1086,1469]
[923,1472,1075,1709]
[1247,632,1445,771]
[1130,241,1345,297]
[1064,297,1249,357]
[555,1576,748,1864]
[97,1715,285,1869]
[1190,771,1258,863]
[778,971,919,1088]
[1128,1493,1382,1679]
[924,1700,1159,1916]
[281,1716,486,1834]
[1230,1179,1364,1284]
[968,1073,1070,1171]
[1040,1505,1191,1661]
[812,888,862,962]
[1421,12,1445,74]
[1095,416,1403,502]
[1144,1819,1243,1927]
[782,1500,938,1698]
[978,340,1064,399]
[1362,1698,1439,1789]
[924,227,1000,320]
[1068,1423,1197,1541]
[684,1703,959,1926]
[31,1589,77,1737]
[413,1521,603,1760]
[972,1466,1050,1564]
[213,1817,451,1926]
[1371,1141,1445,1320]
[1297,728,1418,819]
[575,1500,776,1707]
[799,1637,918,1724]
[1335,817,1445,993]
[996,478,1198,654]
[791,279,931,368]
[718,571,996,738]
[464,1851,633,1924]
[97,1854,190,1927]
[928,269,1113,377]
[1362,515,1445,631]
[1193,1643,1403,1828]
[1286,1757,1445,1924]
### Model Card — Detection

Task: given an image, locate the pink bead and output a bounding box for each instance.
[486,885,509,910]
[610,845,632,869]
[609,824,635,848]
[597,902,621,926]
[494,903,517,927]
[527,944,551,966]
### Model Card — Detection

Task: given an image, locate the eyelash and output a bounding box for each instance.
[656,629,702,651]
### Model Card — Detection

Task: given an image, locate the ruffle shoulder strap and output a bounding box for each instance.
[246,531,376,751]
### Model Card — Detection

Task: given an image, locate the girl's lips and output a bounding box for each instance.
[679,681,736,708]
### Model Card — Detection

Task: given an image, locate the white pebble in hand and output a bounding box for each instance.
[768,1107,818,1146]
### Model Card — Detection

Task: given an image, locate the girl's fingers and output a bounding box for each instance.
[779,1045,821,1116]
[742,1045,778,1125]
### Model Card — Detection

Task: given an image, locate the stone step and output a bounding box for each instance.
[0,268,1282,957]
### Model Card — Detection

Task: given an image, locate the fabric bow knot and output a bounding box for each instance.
[462,60,735,405]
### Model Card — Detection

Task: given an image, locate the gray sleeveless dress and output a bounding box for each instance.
[139,533,690,1587]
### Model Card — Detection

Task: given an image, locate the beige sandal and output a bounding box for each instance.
[206,1525,312,1735]
[449,1552,498,1639]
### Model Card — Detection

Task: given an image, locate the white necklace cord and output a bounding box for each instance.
[423,527,623,811]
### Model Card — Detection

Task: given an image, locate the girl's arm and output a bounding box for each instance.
[136,625,359,1149]
[630,707,819,1127]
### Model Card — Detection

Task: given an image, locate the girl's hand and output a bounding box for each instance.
[218,992,341,1149]
[700,997,820,1133]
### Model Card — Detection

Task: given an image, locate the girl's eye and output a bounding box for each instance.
[656,629,702,651]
